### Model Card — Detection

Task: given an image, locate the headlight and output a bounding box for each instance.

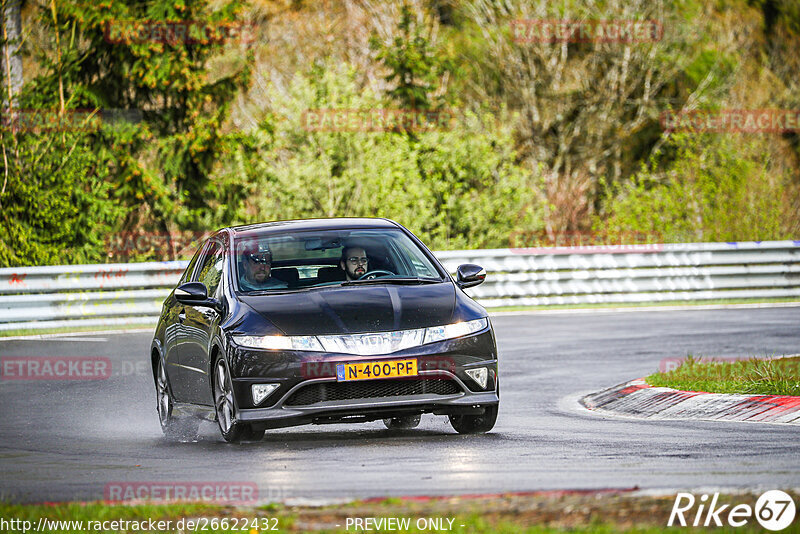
[423,318,488,344]
[232,335,324,351]
[232,317,488,355]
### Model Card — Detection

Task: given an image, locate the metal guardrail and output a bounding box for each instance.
[0,241,798,331]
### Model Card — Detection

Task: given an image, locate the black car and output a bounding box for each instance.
[150,218,499,442]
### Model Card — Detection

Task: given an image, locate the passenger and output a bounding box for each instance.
[239,244,287,291]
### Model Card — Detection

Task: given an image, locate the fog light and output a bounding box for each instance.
[465,367,488,389]
[251,383,279,405]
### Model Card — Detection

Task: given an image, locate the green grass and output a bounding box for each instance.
[488,297,800,313]
[0,323,155,338]
[646,355,800,395]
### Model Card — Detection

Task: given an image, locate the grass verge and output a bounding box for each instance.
[1,491,798,533]
[0,323,155,338]
[646,355,800,395]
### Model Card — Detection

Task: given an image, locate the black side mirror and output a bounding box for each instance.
[456,264,486,289]
[175,282,208,303]
[175,282,225,313]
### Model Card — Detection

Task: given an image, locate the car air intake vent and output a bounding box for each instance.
[284,379,461,406]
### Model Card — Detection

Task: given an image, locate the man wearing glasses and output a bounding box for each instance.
[239,243,288,291]
[339,245,370,281]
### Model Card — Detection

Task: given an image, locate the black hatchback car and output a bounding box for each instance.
[150,218,499,442]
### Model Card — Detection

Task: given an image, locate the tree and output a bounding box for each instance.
[236,63,542,250]
[23,0,252,258]
[0,126,124,266]
[1,0,22,106]
[0,0,256,265]
[370,3,450,111]
[599,134,794,243]
[460,0,731,235]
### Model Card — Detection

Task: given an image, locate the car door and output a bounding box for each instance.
[178,239,225,405]
[164,245,204,403]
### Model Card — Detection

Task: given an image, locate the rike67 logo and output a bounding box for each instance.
[669,490,796,531]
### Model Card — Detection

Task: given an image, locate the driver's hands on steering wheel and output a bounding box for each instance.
[357,269,394,280]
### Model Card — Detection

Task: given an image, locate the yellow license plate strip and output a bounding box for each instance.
[336,359,418,382]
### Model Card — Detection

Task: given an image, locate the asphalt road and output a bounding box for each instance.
[1,307,799,504]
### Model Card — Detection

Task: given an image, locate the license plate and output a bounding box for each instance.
[336,359,418,382]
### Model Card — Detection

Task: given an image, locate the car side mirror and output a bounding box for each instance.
[456,264,486,289]
[175,282,225,313]
[175,282,208,303]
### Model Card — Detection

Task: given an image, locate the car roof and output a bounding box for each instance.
[228,218,401,238]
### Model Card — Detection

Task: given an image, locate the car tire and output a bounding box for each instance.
[448,404,498,434]
[213,357,264,443]
[156,358,200,441]
[383,415,421,429]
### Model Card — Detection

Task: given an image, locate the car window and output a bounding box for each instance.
[234,228,444,292]
[195,241,224,297]
[179,246,204,284]
[390,239,439,278]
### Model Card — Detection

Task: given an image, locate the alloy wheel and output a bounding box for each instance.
[157,360,172,427]
[215,360,235,433]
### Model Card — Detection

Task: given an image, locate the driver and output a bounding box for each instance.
[339,246,369,281]
[239,243,288,291]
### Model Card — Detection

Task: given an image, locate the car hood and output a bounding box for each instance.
[238,283,456,335]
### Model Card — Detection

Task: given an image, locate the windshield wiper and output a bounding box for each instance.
[341,277,442,286]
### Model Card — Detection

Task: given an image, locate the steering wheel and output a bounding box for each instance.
[357,270,394,280]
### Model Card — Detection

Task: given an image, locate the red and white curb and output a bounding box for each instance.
[581,379,800,424]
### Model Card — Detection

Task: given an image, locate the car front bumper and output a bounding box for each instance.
[227,328,499,428]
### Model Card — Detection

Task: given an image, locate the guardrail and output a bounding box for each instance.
[0,241,798,331]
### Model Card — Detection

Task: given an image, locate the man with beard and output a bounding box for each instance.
[239,243,288,291]
[339,245,370,281]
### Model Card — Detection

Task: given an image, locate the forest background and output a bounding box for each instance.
[1,0,798,266]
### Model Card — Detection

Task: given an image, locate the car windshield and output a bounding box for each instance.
[234,228,445,293]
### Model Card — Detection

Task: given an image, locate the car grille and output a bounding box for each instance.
[284,378,462,407]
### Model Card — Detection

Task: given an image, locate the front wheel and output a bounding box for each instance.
[448,404,498,434]
[156,358,199,441]
[213,358,265,443]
